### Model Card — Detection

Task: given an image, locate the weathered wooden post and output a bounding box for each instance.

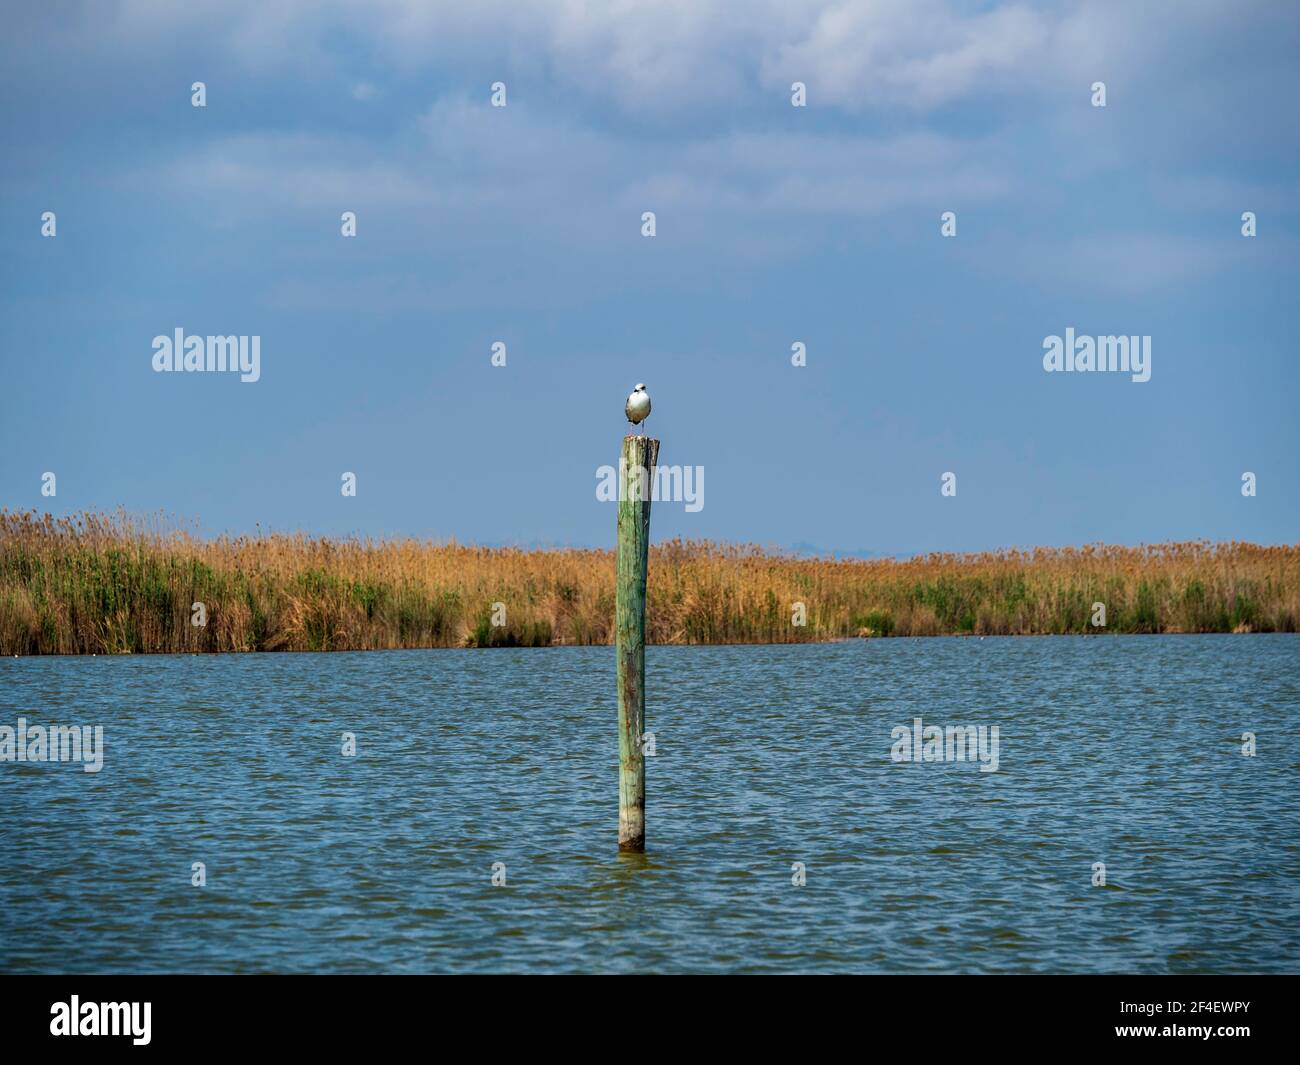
[617,433,659,852]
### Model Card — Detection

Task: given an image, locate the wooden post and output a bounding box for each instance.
[616,434,658,852]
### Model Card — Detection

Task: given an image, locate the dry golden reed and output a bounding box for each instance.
[1,509,1296,654]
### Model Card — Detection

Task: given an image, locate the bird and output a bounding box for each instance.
[624,383,651,434]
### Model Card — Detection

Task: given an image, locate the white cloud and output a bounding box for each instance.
[12,0,1295,140]
[154,133,436,208]
[73,0,1289,308]
[763,1,1051,111]
[1149,174,1300,215]
[626,129,1014,212]
[0,1,1186,116]
[146,110,1013,220]
[969,231,1239,296]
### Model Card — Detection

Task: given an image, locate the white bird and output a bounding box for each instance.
[624,383,651,434]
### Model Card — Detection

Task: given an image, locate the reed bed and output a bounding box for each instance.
[1,510,1296,655]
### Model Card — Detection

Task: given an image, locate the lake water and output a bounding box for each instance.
[2,635,1297,973]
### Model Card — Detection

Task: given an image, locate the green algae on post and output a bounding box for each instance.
[616,435,658,853]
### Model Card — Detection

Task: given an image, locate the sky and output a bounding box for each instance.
[1,0,1296,556]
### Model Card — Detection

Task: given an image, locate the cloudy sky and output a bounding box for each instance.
[2,0,1296,554]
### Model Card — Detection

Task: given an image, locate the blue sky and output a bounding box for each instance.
[1,0,1296,555]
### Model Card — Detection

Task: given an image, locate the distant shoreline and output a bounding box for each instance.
[5,630,1297,661]
[2,510,1296,655]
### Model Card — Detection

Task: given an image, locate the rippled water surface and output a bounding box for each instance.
[2,636,1297,973]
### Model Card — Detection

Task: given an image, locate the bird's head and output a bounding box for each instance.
[634,383,646,392]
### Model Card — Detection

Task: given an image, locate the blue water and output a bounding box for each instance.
[1,635,1297,973]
